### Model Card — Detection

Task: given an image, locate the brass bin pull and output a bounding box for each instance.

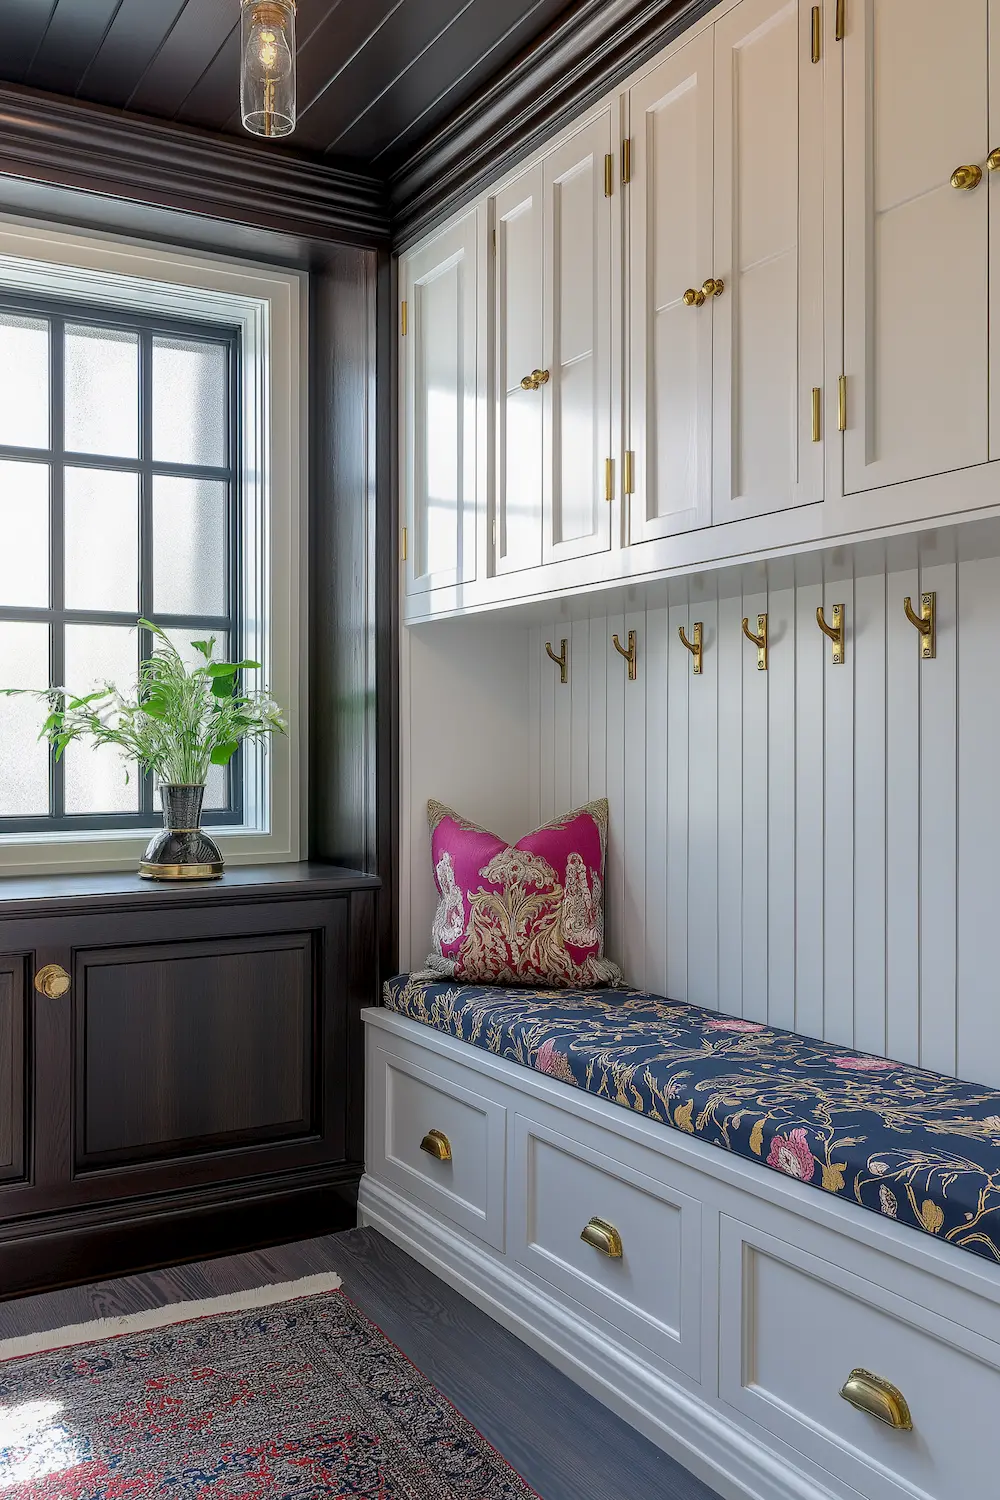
[678,622,704,675]
[520,369,551,391]
[580,1217,624,1259]
[840,1369,913,1432]
[545,639,569,686]
[903,592,936,661]
[816,604,846,665]
[742,613,768,672]
[35,964,71,998]
[951,164,983,190]
[420,1129,453,1162]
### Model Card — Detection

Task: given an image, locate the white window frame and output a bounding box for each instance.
[0,215,307,875]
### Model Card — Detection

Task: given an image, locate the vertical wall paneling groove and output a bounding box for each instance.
[852,569,888,1058]
[716,589,745,1019]
[918,560,958,1077]
[823,572,855,1047]
[741,585,769,1022]
[885,561,922,1067]
[501,553,992,1084]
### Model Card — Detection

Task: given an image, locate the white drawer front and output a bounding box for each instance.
[510,1106,702,1380]
[370,1043,506,1249]
[720,1213,1000,1500]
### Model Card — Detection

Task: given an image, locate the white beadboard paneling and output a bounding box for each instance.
[404,553,995,1086]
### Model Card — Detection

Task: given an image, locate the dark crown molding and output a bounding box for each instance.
[389,0,715,249]
[0,83,389,248]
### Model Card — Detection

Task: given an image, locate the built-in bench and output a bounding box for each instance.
[384,973,1000,1267]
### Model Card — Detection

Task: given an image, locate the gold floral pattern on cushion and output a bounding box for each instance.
[383,974,1000,1267]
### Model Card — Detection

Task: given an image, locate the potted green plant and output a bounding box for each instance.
[4,621,286,880]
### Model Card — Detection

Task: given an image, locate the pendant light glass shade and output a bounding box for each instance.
[241,0,296,139]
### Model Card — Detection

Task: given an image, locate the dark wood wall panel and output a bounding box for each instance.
[0,958,25,1179]
[78,937,313,1164]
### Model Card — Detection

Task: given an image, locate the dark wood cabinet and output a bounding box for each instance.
[0,865,378,1297]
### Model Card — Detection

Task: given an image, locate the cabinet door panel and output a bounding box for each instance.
[493,166,544,575]
[543,112,614,564]
[713,0,825,522]
[844,0,988,494]
[0,956,25,1185]
[402,210,480,594]
[628,33,714,541]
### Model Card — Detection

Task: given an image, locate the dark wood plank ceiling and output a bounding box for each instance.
[0,0,576,170]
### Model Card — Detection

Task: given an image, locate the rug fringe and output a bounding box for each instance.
[0,1271,344,1363]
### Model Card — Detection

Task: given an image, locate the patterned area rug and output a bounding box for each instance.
[0,1276,538,1498]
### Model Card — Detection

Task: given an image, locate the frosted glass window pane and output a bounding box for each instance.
[65,325,139,458]
[63,625,139,814]
[64,469,139,613]
[0,623,50,816]
[153,337,228,468]
[153,476,227,616]
[0,315,48,449]
[0,460,49,607]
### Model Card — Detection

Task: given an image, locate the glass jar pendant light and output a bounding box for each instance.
[241,0,296,139]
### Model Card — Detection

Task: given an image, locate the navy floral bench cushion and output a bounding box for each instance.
[383,975,1000,1266]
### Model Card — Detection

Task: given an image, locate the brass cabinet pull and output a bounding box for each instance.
[580,1217,624,1258]
[812,386,822,443]
[840,1369,913,1431]
[34,964,71,998]
[520,368,551,391]
[420,1129,453,1162]
[702,277,725,298]
[951,164,983,190]
[683,287,706,307]
[811,5,821,63]
[988,148,1000,173]
[838,374,848,432]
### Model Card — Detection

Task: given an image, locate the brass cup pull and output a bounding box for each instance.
[520,369,551,391]
[702,278,725,298]
[683,287,706,307]
[988,149,1000,173]
[34,964,71,998]
[580,1217,624,1259]
[420,1129,453,1162]
[951,164,983,190]
[840,1369,913,1432]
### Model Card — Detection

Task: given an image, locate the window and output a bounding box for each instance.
[0,218,305,875]
[0,297,242,833]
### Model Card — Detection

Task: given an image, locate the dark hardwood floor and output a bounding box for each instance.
[0,1227,721,1500]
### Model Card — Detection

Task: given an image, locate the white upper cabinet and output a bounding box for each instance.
[627,31,715,542]
[843,0,989,494]
[712,0,827,522]
[493,164,544,576]
[400,208,480,596]
[490,111,615,575]
[541,112,616,565]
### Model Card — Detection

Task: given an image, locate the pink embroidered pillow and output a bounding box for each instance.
[424,799,623,988]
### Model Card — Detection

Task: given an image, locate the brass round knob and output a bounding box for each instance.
[683,288,706,307]
[951,164,983,190]
[520,374,536,391]
[702,277,725,298]
[988,149,1000,173]
[34,964,71,998]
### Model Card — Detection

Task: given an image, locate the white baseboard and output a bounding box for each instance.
[359,1175,841,1500]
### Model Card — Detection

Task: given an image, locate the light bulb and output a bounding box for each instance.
[240,0,297,138]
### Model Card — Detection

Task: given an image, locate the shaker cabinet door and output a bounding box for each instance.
[542,111,615,566]
[843,0,989,495]
[626,31,715,542]
[401,209,481,595]
[493,164,545,576]
[712,0,827,522]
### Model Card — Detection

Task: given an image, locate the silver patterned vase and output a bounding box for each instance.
[139,784,224,881]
